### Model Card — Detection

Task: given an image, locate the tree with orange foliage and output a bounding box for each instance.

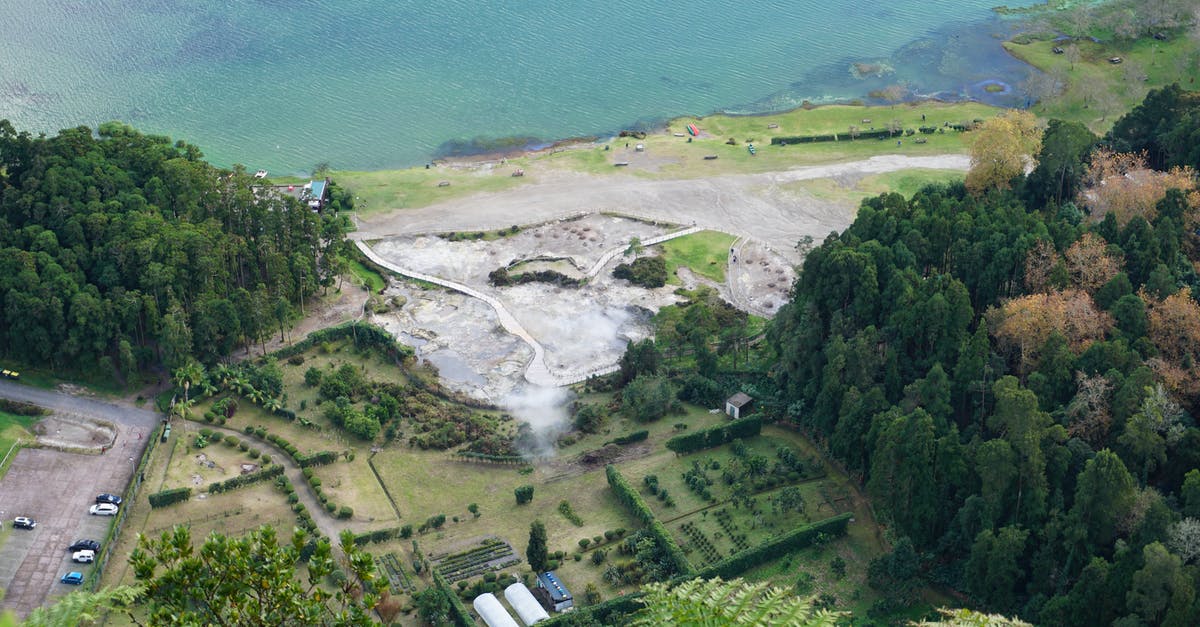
[1079,149,1199,225]
[1146,288,1200,362]
[1064,233,1124,293]
[991,290,1112,373]
[1023,239,1059,294]
[965,110,1043,195]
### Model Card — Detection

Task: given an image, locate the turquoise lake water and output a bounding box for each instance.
[0,1,1038,174]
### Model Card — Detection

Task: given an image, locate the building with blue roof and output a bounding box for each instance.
[535,571,573,612]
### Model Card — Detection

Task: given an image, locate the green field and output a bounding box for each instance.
[658,230,737,285]
[1006,31,1200,134]
[0,410,37,478]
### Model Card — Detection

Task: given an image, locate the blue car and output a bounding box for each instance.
[61,572,84,585]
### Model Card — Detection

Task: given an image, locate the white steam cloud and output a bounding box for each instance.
[502,384,575,458]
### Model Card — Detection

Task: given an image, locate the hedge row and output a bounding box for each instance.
[208,463,283,494]
[148,487,192,508]
[455,451,528,464]
[605,465,692,577]
[770,128,900,145]
[0,398,47,416]
[298,450,338,468]
[694,513,852,580]
[351,527,405,547]
[271,321,412,361]
[434,571,475,627]
[665,416,762,455]
[607,430,648,446]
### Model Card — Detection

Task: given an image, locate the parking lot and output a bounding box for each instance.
[0,423,147,616]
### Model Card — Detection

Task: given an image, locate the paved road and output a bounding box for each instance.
[0,380,160,430]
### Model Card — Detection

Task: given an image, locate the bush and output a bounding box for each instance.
[579,538,591,549]
[148,487,192,508]
[613,255,667,288]
[208,464,284,494]
[325,502,337,513]
[400,524,413,539]
[298,450,338,467]
[591,550,607,565]
[288,354,305,366]
[514,485,535,505]
[338,506,353,519]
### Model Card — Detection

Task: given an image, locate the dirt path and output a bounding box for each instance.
[351,154,969,255]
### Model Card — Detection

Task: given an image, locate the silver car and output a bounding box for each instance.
[89,503,119,516]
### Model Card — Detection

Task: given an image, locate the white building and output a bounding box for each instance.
[505,582,550,625]
[473,592,520,627]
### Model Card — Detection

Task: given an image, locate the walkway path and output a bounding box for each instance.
[0,380,160,430]
[726,236,775,318]
[358,223,704,387]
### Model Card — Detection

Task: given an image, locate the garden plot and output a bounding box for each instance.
[432,537,521,583]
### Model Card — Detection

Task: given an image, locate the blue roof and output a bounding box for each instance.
[537,571,572,601]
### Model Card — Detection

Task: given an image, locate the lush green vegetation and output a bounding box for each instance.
[764,86,1200,623]
[0,120,349,383]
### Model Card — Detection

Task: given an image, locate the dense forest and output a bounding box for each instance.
[768,85,1200,625]
[0,121,348,379]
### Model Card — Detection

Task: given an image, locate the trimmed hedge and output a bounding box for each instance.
[352,527,404,546]
[694,513,852,580]
[433,571,474,627]
[770,127,904,145]
[665,416,761,455]
[605,465,692,577]
[456,451,528,464]
[606,430,649,446]
[540,592,645,627]
[148,487,192,508]
[298,450,338,468]
[208,464,283,494]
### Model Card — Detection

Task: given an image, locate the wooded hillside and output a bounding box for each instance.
[768,85,1200,624]
[0,121,345,378]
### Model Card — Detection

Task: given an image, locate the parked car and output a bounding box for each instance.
[68,539,100,552]
[72,550,95,564]
[12,516,36,529]
[89,503,119,516]
[95,493,123,506]
[60,572,84,585]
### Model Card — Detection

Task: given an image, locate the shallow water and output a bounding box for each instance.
[0,0,1037,173]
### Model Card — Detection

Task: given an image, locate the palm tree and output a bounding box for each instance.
[263,396,283,413]
[172,361,206,407]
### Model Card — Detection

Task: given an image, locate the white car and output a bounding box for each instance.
[72,549,95,563]
[89,503,119,516]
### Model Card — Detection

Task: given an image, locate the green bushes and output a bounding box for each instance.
[770,127,905,145]
[272,321,413,362]
[606,430,649,446]
[514,484,535,504]
[694,513,852,580]
[352,527,403,546]
[149,487,192,508]
[456,451,528,464]
[298,450,338,467]
[612,255,668,288]
[558,500,584,526]
[665,416,762,454]
[208,464,283,494]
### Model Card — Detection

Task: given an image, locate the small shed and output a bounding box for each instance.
[535,571,574,612]
[505,582,550,625]
[473,593,520,627]
[725,392,753,419]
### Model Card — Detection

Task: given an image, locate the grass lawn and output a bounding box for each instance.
[333,166,527,215]
[345,257,386,294]
[657,230,737,284]
[1006,32,1200,134]
[0,410,36,479]
[782,168,964,207]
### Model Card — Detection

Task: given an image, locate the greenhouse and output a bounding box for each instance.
[505,582,550,625]
[472,592,520,627]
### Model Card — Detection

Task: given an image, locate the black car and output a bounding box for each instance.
[96,493,123,506]
[68,539,100,552]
